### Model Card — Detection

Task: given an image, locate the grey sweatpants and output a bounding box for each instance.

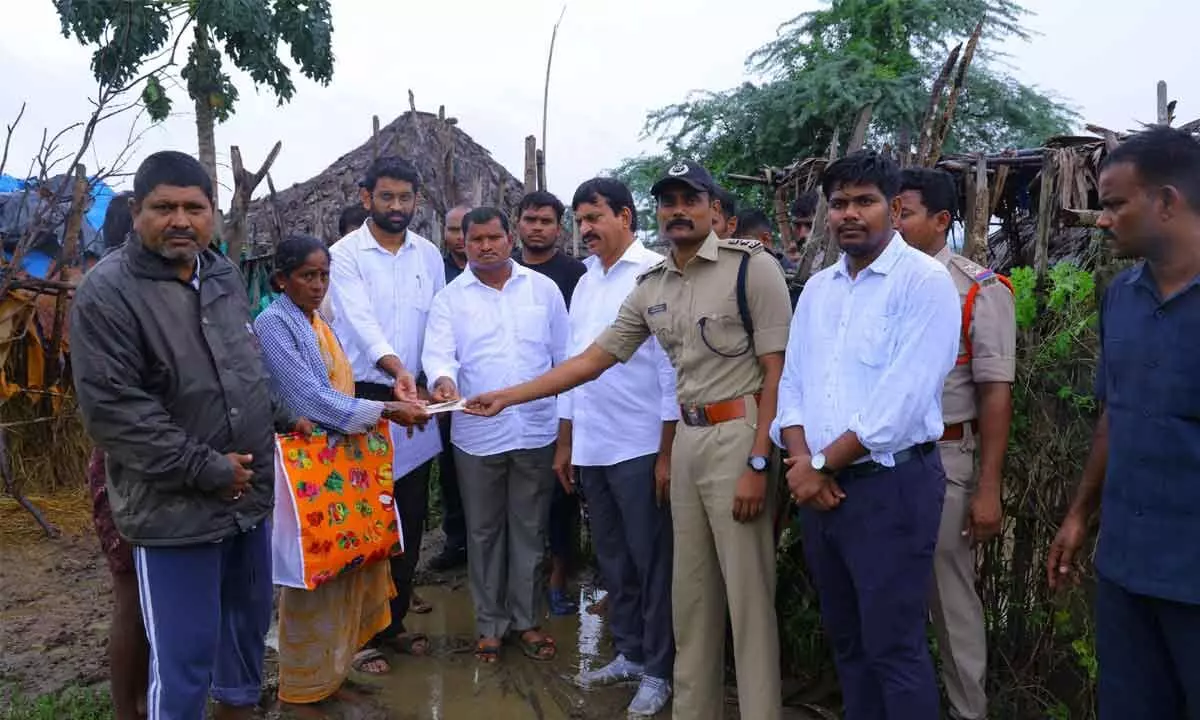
[454,443,556,639]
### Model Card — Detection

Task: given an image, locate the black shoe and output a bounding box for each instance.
[428,545,468,572]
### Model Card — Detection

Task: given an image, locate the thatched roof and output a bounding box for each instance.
[244,110,525,253]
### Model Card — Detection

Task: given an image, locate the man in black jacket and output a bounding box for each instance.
[72,151,308,720]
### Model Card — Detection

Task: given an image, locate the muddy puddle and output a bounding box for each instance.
[269,584,669,720]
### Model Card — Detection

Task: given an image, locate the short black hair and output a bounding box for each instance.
[713,186,738,219]
[274,234,330,280]
[1103,126,1200,210]
[821,151,901,201]
[462,206,510,236]
[572,177,638,232]
[102,191,134,250]
[735,208,773,237]
[517,190,565,224]
[132,151,213,204]
[337,204,369,236]
[899,167,959,219]
[363,155,421,193]
[790,191,818,220]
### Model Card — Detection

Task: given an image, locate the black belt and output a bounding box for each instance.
[835,442,936,481]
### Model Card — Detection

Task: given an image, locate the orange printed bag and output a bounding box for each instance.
[271,420,404,590]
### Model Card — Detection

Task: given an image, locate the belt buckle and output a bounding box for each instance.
[683,405,707,426]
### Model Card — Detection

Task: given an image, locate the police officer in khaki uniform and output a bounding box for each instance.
[897,168,1016,720]
[465,161,793,720]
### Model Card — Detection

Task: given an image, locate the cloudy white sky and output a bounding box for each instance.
[1,0,1197,210]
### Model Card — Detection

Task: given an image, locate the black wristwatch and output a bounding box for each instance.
[747,455,770,473]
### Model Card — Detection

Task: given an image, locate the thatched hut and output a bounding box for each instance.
[243,110,525,254]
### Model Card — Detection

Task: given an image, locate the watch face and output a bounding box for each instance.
[749,456,768,472]
[811,453,826,471]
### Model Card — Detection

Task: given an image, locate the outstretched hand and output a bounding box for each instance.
[464,390,511,417]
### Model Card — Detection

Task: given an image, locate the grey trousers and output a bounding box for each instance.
[454,443,556,639]
[579,454,675,679]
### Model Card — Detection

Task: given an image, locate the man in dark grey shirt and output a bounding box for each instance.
[72,150,308,720]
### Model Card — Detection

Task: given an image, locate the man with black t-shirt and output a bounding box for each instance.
[515,190,586,615]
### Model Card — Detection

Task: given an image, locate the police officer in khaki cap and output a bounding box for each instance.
[897,167,1016,720]
[465,160,792,720]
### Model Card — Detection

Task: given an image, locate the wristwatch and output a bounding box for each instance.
[811,452,833,475]
[747,455,770,473]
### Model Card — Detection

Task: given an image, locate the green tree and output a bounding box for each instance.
[615,0,1076,229]
[54,0,334,208]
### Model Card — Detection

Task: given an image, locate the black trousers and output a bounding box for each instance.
[356,381,431,638]
[437,413,467,551]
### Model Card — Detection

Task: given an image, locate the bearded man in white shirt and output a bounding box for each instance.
[772,151,961,720]
[326,155,445,658]
[554,178,679,716]
[421,206,568,664]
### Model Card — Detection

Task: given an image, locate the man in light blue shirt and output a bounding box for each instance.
[772,151,960,719]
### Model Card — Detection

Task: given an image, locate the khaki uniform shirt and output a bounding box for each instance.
[596,232,792,407]
[936,245,1017,424]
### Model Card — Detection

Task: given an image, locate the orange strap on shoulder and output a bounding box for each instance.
[957,273,1013,366]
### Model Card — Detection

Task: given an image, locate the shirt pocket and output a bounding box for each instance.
[515,305,549,348]
[857,313,892,367]
[697,312,751,358]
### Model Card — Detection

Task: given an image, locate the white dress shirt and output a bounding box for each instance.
[422,260,569,457]
[770,233,960,466]
[558,241,679,467]
[328,221,446,475]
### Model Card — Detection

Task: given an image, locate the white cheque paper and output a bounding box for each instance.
[423,398,467,415]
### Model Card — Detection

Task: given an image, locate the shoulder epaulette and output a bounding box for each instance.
[635,260,667,284]
[947,253,998,286]
[718,237,765,255]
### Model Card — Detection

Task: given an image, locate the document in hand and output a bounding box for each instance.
[424,398,467,415]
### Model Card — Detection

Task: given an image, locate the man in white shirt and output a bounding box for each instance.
[422,206,568,664]
[772,151,960,719]
[555,178,678,715]
[327,155,445,657]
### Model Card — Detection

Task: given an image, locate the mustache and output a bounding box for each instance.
[837,224,867,234]
[583,233,601,243]
[666,219,693,230]
[164,230,197,240]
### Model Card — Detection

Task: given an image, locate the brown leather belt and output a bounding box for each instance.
[680,393,761,427]
[940,420,977,442]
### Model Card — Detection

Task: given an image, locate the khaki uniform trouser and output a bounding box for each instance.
[931,432,988,720]
[671,418,782,720]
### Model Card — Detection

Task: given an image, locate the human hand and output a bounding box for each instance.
[464,390,511,417]
[292,417,316,439]
[783,455,845,511]
[384,401,431,437]
[553,441,574,494]
[732,469,767,522]
[1047,511,1088,591]
[967,481,1003,544]
[654,453,671,507]
[223,452,254,501]
[392,371,419,402]
[431,377,460,403]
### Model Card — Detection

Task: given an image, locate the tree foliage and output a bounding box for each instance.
[55,0,335,123]
[614,0,1077,226]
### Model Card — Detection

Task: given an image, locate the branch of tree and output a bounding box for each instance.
[927,20,983,166]
[0,101,26,178]
[915,43,962,166]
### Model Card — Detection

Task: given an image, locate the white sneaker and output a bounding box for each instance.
[578,653,645,686]
[628,676,671,716]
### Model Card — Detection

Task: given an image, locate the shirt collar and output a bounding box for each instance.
[356,221,415,255]
[933,244,953,265]
[461,259,528,288]
[666,232,720,272]
[834,231,905,279]
[591,239,651,274]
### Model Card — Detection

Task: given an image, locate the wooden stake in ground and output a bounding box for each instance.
[524,136,537,193]
[963,154,990,265]
[225,141,282,262]
[1033,151,1057,281]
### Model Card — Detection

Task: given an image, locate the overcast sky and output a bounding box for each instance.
[1,0,1197,211]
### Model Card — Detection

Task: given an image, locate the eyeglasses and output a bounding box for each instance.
[373,192,415,207]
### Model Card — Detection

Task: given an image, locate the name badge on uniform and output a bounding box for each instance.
[647,303,667,315]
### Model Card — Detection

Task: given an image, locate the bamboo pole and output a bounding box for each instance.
[541,5,567,190]
[964,154,990,264]
[1033,152,1057,281]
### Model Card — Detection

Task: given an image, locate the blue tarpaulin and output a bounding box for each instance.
[0,173,117,261]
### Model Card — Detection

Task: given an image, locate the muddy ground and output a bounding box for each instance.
[0,513,824,719]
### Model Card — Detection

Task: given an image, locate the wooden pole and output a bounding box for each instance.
[372,115,381,160]
[541,5,567,191]
[1157,81,1169,126]
[927,21,983,167]
[43,163,87,397]
[915,44,962,167]
[848,104,874,154]
[524,136,537,193]
[1033,152,1057,281]
[225,141,283,262]
[535,149,546,192]
[964,154,990,265]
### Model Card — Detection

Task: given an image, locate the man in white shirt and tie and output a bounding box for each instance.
[772,151,961,719]
[327,155,445,658]
[555,178,679,716]
[421,206,568,664]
